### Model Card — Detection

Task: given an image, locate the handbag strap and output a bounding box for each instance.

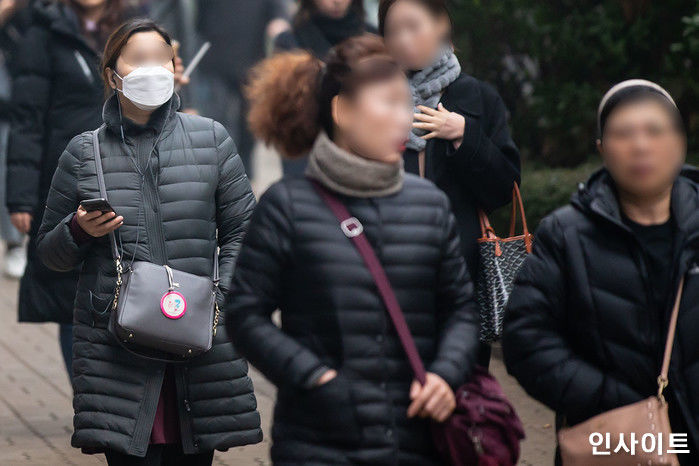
[92,128,121,262]
[477,182,532,253]
[311,181,428,385]
[509,182,530,240]
[478,210,497,240]
[658,276,685,401]
[91,128,220,282]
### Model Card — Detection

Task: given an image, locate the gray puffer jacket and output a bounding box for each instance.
[36,94,262,457]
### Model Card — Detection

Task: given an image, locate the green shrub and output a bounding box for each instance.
[451,0,699,167]
[489,161,599,232]
[491,153,698,232]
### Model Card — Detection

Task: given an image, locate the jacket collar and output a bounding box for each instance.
[572,166,699,239]
[305,131,404,198]
[102,92,180,139]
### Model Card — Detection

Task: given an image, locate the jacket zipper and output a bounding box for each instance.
[138,136,167,264]
[177,366,196,453]
[589,203,674,376]
[369,198,398,463]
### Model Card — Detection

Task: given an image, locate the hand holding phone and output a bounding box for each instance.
[76,201,123,238]
[80,198,114,214]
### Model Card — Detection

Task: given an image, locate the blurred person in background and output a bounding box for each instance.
[379,0,520,283]
[275,0,375,58]
[227,34,480,465]
[6,0,141,378]
[380,0,521,366]
[503,80,698,464]
[274,0,377,176]
[0,0,31,278]
[195,0,292,178]
[138,0,197,108]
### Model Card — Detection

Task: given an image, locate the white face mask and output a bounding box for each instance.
[114,65,174,111]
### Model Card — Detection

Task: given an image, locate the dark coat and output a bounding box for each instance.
[274,17,377,59]
[0,1,34,121]
[36,94,262,457]
[7,2,104,323]
[503,168,699,453]
[198,0,290,83]
[404,73,521,279]
[225,175,480,465]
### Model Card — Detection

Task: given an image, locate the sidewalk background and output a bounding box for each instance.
[0,145,556,465]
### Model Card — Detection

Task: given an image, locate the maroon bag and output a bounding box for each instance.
[312,181,525,466]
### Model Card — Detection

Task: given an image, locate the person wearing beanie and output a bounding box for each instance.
[503,79,699,464]
[225,35,480,465]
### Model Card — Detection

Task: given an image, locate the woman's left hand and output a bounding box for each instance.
[407,372,456,422]
[413,103,465,142]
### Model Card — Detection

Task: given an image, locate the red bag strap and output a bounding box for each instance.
[311,181,428,385]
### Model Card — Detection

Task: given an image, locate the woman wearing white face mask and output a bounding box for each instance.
[36,19,262,465]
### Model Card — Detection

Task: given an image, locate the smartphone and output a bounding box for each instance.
[80,198,115,214]
[174,41,211,92]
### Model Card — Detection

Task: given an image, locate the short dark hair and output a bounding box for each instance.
[378,0,451,36]
[296,0,365,25]
[100,18,173,98]
[598,86,684,138]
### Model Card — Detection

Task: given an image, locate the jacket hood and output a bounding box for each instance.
[571,165,699,235]
[33,1,83,41]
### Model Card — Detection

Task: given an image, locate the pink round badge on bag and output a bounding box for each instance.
[161,291,187,319]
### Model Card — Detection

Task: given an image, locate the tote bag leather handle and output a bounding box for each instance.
[478,182,532,253]
[509,183,530,240]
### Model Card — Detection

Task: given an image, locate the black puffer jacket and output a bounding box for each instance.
[8,2,111,323]
[36,94,262,457]
[225,175,480,465]
[503,168,699,452]
[404,74,521,279]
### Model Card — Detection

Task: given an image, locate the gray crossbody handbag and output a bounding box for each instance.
[92,129,220,360]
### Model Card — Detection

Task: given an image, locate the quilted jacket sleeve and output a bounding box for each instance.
[6,25,52,213]
[447,82,521,212]
[224,182,326,389]
[36,134,91,272]
[429,198,480,389]
[502,213,643,422]
[214,121,256,300]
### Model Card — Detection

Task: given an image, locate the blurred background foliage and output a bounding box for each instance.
[447,0,699,227]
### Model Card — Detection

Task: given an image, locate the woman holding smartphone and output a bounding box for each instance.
[226,34,480,465]
[36,19,261,465]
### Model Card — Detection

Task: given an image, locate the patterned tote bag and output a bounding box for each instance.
[476,183,533,343]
